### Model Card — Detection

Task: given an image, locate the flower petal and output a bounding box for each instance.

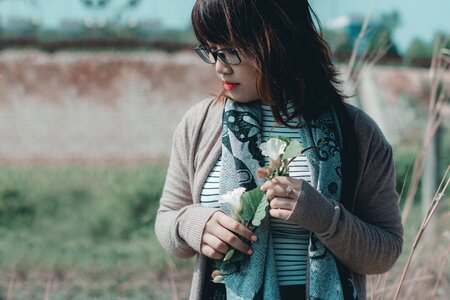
[259,138,287,160]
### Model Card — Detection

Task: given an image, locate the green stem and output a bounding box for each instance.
[279,157,296,176]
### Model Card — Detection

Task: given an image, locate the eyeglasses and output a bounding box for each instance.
[194,45,242,65]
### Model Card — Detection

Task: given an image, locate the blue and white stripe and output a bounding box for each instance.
[200,102,311,286]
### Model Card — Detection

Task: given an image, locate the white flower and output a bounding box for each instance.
[219,187,246,214]
[259,138,287,160]
[212,275,224,283]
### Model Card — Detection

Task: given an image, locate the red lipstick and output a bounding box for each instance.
[224,81,240,91]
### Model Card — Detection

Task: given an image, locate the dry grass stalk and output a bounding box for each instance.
[404,268,425,298]
[43,274,54,300]
[368,273,433,299]
[432,240,450,298]
[6,271,16,300]
[344,5,393,92]
[345,7,372,82]
[393,165,450,300]
[165,257,180,300]
[354,35,391,87]
[401,39,450,222]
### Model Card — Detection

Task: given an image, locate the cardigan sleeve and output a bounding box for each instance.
[155,107,221,259]
[286,110,403,274]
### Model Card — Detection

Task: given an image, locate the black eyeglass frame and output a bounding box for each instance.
[194,45,242,65]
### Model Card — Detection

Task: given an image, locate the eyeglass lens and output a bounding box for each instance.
[195,47,241,65]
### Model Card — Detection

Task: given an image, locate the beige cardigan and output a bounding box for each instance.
[155,98,403,300]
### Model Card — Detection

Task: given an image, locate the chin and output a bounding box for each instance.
[227,95,257,104]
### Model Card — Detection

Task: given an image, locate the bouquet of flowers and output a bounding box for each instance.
[214,137,303,280]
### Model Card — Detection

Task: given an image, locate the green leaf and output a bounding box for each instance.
[230,250,245,263]
[282,140,303,159]
[215,248,245,269]
[223,248,235,262]
[275,136,291,145]
[252,195,268,226]
[239,187,265,221]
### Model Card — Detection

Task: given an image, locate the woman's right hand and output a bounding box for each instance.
[201,211,257,259]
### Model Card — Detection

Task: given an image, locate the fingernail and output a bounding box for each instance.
[251,235,257,242]
[247,249,253,255]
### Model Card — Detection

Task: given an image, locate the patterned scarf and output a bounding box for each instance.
[217,98,357,299]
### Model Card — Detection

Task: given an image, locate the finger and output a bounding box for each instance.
[262,178,301,197]
[261,176,293,191]
[260,179,274,191]
[265,185,293,200]
[211,270,222,279]
[202,233,229,254]
[217,214,257,243]
[269,208,291,220]
[273,176,302,188]
[210,225,254,256]
[269,197,295,210]
[201,243,224,260]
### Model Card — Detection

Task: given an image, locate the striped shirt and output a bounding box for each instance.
[200,102,311,286]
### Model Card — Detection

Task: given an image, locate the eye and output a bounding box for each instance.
[216,51,227,60]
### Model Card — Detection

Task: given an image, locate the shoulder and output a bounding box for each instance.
[343,102,392,150]
[178,97,221,128]
[173,97,223,145]
[186,97,218,117]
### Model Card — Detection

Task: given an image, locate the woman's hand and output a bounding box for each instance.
[260,176,302,220]
[201,211,257,259]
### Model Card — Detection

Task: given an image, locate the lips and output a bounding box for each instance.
[224,81,240,91]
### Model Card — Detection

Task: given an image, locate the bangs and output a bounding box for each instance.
[191,0,234,46]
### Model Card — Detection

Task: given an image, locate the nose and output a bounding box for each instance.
[215,58,233,75]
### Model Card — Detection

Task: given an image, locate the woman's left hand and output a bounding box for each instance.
[260,176,302,220]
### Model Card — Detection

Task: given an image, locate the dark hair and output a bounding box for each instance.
[191,0,346,125]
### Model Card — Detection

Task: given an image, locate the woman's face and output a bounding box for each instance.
[211,45,260,103]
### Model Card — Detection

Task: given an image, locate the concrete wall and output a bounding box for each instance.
[0,50,220,164]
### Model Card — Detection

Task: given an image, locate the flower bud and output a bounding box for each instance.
[257,168,268,178]
[213,275,224,283]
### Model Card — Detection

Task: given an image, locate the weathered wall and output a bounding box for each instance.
[0,50,220,163]
[1,50,447,164]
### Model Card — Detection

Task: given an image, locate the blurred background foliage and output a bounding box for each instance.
[0,163,170,271]
[0,0,449,299]
[0,163,194,299]
[0,0,447,61]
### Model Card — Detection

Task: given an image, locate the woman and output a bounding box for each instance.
[155,0,403,299]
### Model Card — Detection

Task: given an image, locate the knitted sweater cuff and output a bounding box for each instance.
[286,181,340,236]
[178,205,222,253]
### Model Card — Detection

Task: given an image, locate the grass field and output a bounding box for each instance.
[0,149,448,299]
[0,163,193,299]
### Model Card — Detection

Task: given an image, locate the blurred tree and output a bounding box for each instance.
[405,32,449,59]
[80,0,112,7]
[325,11,402,60]
[78,0,145,38]
[405,38,433,58]
[80,0,143,9]
[323,29,352,53]
[334,34,353,54]
[0,0,40,40]
[366,11,401,57]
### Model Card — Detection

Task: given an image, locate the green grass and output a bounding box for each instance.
[0,162,195,298]
[0,163,193,274]
[1,155,447,299]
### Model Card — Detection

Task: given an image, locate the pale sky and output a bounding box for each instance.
[0,0,448,53]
